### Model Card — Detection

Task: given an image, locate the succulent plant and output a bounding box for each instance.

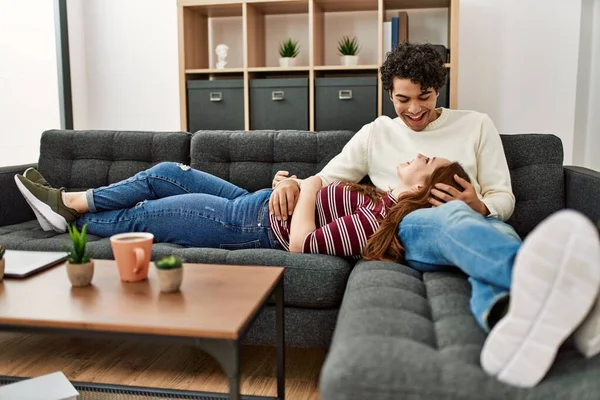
[0,244,4,259]
[67,223,90,264]
[338,36,360,56]
[155,255,183,270]
[279,38,299,58]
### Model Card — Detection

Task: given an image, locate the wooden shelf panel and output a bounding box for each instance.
[186,4,243,17]
[314,65,379,71]
[248,0,309,14]
[383,0,450,9]
[186,68,245,73]
[314,0,378,12]
[248,66,310,72]
[444,63,450,68]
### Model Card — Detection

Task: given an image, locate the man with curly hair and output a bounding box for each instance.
[269,42,600,388]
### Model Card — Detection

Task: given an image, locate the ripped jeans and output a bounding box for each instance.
[398,201,522,332]
[76,162,282,250]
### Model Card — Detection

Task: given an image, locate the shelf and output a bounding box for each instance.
[248,66,310,72]
[246,2,310,68]
[314,0,379,12]
[249,0,309,14]
[185,3,243,17]
[314,65,379,71]
[384,0,450,9]
[186,68,245,73]
[178,0,460,131]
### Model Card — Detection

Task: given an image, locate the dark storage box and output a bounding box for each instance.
[315,77,377,132]
[250,78,309,130]
[187,79,244,132]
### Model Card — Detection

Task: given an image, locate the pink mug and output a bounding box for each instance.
[110,232,154,282]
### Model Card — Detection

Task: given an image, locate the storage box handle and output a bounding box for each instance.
[272,90,285,101]
[209,92,223,102]
[339,90,353,100]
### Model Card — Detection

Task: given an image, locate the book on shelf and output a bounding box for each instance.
[391,11,409,50]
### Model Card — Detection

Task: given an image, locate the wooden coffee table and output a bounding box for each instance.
[0,260,285,400]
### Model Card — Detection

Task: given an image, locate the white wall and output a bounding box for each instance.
[583,0,600,171]
[34,0,599,170]
[69,0,180,131]
[458,0,583,165]
[0,0,60,167]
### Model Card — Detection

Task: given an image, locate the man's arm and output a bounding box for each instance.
[269,123,372,220]
[316,123,372,185]
[477,115,516,221]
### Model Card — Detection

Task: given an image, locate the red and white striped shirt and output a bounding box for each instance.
[269,181,397,259]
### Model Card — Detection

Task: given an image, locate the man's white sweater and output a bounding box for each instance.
[317,108,516,221]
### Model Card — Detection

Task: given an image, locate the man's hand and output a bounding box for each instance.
[269,179,300,221]
[272,170,297,189]
[429,174,489,216]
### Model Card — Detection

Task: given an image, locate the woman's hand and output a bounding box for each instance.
[429,174,489,216]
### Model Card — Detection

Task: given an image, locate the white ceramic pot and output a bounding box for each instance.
[0,258,4,281]
[340,55,359,66]
[156,267,183,293]
[67,260,94,287]
[278,57,297,68]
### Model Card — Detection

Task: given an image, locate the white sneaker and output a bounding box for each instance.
[480,209,600,388]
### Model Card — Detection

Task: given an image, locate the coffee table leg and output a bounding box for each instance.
[275,278,285,399]
[228,341,240,400]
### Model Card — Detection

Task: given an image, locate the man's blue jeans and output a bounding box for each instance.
[398,201,522,331]
[76,162,282,250]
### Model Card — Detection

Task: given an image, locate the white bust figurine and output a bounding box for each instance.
[215,44,229,69]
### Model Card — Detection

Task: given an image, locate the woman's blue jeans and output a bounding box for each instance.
[76,162,281,250]
[398,201,522,331]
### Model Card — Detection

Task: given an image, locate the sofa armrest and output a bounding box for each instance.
[565,166,600,223]
[0,163,36,227]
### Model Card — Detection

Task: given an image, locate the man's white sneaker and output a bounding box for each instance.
[480,209,600,388]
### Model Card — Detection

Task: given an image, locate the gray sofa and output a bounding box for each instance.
[1,129,600,399]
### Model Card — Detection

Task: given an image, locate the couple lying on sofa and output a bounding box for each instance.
[14,42,600,389]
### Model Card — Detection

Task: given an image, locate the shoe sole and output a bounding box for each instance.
[14,175,67,233]
[480,210,600,387]
[21,168,54,230]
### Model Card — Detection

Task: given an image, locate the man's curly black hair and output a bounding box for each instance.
[380,43,448,94]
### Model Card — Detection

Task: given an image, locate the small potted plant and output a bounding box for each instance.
[66,223,94,287]
[278,38,299,67]
[0,244,5,281]
[338,36,360,66]
[155,255,184,293]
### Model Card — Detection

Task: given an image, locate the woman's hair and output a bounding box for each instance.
[380,43,448,93]
[362,162,470,263]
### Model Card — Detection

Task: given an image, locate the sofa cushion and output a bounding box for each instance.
[37,130,191,191]
[190,130,355,192]
[501,134,565,237]
[320,260,600,400]
[0,221,351,309]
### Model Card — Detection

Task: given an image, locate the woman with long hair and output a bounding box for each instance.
[14,154,462,258]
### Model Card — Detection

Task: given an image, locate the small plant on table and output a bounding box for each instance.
[155,255,184,293]
[66,223,94,287]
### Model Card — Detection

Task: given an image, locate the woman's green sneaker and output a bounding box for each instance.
[14,174,80,233]
[23,167,51,187]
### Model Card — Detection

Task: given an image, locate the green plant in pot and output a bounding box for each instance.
[0,244,5,281]
[338,36,360,66]
[66,223,94,287]
[154,255,184,293]
[278,38,299,68]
